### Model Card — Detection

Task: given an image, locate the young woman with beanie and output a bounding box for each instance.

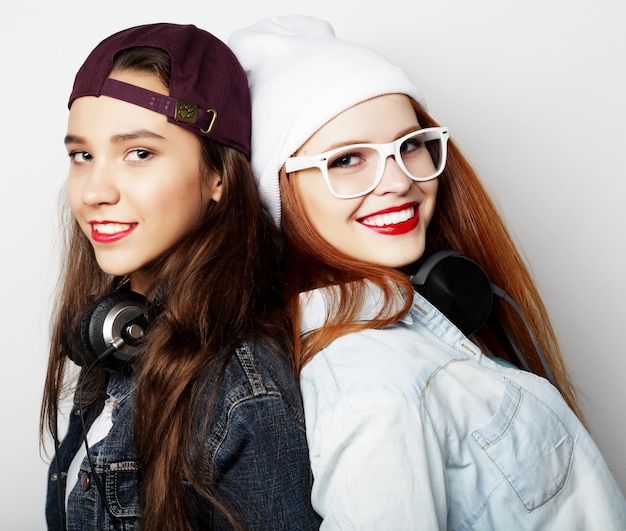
[40,22,320,531]
[229,15,626,529]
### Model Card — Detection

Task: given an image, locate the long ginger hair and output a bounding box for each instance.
[40,47,292,530]
[280,100,582,420]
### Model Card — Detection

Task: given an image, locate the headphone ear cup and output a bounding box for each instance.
[411,251,493,336]
[79,290,149,371]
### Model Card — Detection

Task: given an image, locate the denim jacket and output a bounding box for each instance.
[46,340,322,530]
[299,283,626,530]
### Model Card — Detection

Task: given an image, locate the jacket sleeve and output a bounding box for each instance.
[305,379,448,530]
[210,393,322,530]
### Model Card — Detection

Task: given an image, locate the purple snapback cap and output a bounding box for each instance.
[69,23,251,157]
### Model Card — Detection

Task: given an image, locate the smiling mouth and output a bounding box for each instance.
[91,222,136,234]
[359,206,415,227]
[90,222,137,243]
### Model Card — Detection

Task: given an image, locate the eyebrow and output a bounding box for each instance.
[64,129,166,145]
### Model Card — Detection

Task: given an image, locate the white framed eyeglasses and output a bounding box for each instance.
[285,126,449,199]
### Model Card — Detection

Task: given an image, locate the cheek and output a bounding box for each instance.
[66,178,83,217]
[420,178,439,199]
[293,172,353,228]
[418,179,439,220]
[159,180,206,227]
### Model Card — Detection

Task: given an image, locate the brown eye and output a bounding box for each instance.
[126,148,154,162]
[69,151,93,163]
[329,152,363,170]
[400,137,425,155]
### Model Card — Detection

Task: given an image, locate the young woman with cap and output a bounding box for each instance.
[40,22,320,531]
[229,15,626,529]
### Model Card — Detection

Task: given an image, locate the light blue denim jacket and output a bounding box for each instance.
[299,283,626,530]
[46,340,321,530]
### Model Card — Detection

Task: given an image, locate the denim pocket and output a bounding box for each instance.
[471,380,573,511]
[104,460,141,518]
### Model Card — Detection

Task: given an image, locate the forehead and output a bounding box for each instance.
[298,94,418,155]
[67,94,168,141]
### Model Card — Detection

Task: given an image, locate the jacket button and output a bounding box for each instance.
[80,471,91,491]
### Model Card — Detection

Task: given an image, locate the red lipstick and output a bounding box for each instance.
[90,222,137,243]
[357,203,419,236]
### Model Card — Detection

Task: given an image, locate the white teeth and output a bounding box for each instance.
[362,206,414,227]
[92,223,133,234]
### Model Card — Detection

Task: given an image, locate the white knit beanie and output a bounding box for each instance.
[228,15,426,226]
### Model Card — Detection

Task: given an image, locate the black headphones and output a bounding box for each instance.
[409,250,557,388]
[409,250,493,336]
[69,289,154,371]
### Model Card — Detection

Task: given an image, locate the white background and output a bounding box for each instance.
[1,0,624,528]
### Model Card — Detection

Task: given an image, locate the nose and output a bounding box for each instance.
[373,155,412,196]
[81,160,120,206]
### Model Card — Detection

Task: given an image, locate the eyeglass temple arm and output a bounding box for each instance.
[285,155,325,173]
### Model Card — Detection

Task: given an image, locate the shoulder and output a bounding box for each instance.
[300,323,454,402]
[198,337,304,423]
[189,337,307,454]
[299,281,406,336]
[227,338,297,397]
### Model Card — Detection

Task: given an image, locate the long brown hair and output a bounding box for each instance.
[280,100,582,420]
[40,47,292,530]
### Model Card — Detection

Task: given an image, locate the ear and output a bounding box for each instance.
[208,174,223,203]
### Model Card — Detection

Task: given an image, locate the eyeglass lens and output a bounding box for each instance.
[326,131,443,197]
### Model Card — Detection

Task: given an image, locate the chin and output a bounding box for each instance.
[94,260,133,278]
[373,254,425,269]
[383,247,426,269]
[349,239,426,269]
